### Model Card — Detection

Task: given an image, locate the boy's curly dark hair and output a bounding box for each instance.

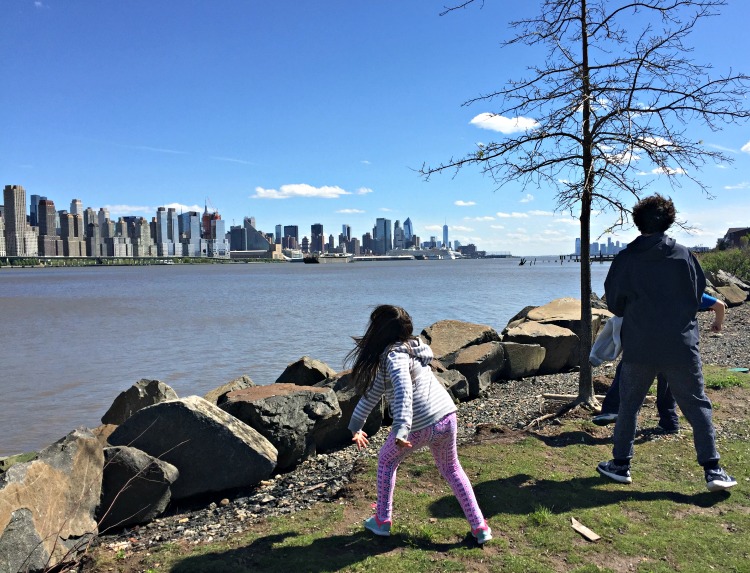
[632,194,676,234]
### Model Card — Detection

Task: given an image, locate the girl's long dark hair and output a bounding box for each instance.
[345,305,416,396]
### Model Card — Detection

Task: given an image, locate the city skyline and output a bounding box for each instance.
[2,2,748,256]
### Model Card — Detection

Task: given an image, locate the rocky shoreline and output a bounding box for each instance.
[95,302,750,557]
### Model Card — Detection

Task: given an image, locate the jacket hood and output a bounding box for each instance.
[628,233,676,260]
[390,337,433,366]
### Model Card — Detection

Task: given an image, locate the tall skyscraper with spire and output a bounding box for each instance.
[443,223,449,250]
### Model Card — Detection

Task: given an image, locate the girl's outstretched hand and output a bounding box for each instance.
[395,438,412,449]
[352,430,369,450]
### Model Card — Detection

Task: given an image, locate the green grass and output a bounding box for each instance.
[703,364,749,389]
[88,385,750,573]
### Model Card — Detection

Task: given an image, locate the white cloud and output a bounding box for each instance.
[529,210,554,216]
[212,156,253,165]
[379,207,393,212]
[455,200,476,207]
[650,166,686,175]
[336,208,365,214]
[361,160,371,165]
[519,194,534,203]
[424,225,442,231]
[451,225,473,232]
[496,211,529,218]
[357,187,373,195]
[464,216,495,221]
[707,143,739,154]
[724,182,750,190]
[470,113,539,134]
[490,225,505,229]
[639,136,672,147]
[742,141,750,154]
[252,184,351,200]
[552,217,580,226]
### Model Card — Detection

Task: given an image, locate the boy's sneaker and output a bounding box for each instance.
[705,467,737,492]
[364,515,391,536]
[471,522,492,545]
[592,413,618,426]
[655,424,680,435]
[597,460,632,484]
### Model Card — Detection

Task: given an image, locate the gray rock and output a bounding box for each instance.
[0,428,103,573]
[313,371,386,451]
[526,297,611,344]
[97,446,179,532]
[503,321,579,374]
[220,384,341,472]
[716,284,748,307]
[449,342,505,398]
[101,379,178,425]
[707,269,750,291]
[108,396,277,500]
[499,342,546,379]
[275,356,337,386]
[204,375,255,406]
[436,370,470,402]
[421,320,501,364]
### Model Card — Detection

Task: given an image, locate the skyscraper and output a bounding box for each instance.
[30,194,43,227]
[3,185,28,256]
[70,199,83,217]
[373,218,392,255]
[442,223,449,249]
[403,217,414,246]
[311,223,324,253]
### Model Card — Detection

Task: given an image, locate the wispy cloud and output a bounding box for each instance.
[496,211,529,218]
[357,187,373,195]
[529,210,554,216]
[490,224,505,230]
[650,166,686,175]
[252,184,351,200]
[464,216,495,221]
[379,207,393,212]
[336,208,365,214]
[212,156,253,165]
[455,200,476,207]
[470,113,539,134]
[120,144,188,155]
[724,182,750,190]
[707,143,740,154]
[742,141,750,154]
[451,225,473,232]
[519,194,534,203]
[360,160,371,165]
[424,225,442,231]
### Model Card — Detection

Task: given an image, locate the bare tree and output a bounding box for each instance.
[422,0,749,407]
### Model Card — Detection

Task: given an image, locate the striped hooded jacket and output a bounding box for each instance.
[348,337,457,442]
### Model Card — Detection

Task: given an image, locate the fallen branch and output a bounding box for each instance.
[541,393,656,403]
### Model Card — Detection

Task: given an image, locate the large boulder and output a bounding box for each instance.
[499,342,546,379]
[97,446,179,533]
[107,396,277,500]
[275,356,337,386]
[421,320,501,364]
[220,384,341,472]
[101,379,178,425]
[448,342,505,398]
[525,297,612,343]
[0,428,103,573]
[436,370,470,402]
[706,269,750,292]
[715,285,748,307]
[204,375,255,406]
[313,371,386,452]
[502,321,579,374]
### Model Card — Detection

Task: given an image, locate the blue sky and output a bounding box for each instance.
[2,0,748,256]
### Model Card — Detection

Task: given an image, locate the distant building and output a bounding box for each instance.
[373,218,392,255]
[443,224,449,249]
[722,227,750,248]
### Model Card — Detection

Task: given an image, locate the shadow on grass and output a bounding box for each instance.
[428,473,729,520]
[528,427,678,448]
[170,530,468,573]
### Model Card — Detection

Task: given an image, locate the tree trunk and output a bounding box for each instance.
[576,0,597,408]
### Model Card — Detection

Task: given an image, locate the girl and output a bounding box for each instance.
[346,304,491,544]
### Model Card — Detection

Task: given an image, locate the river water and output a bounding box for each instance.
[0,257,611,456]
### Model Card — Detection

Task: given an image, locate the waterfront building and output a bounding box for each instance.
[373,217,392,255]
[0,216,5,256]
[38,198,61,256]
[403,217,413,244]
[70,199,82,218]
[362,231,373,254]
[230,225,247,251]
[301,236,309,253]
[179,211,202,257]
[443,224,449,249]
[60,212,84,256]
[3,185,30,256]
[274,224,282,244]
[155,207,170,256]
[393,220,405,249]
[30,194,43,227]
[342,224,351,243]
[86,223,101,257]
[98,207,110,232]
[311,223,324,254]
[283,225,299,250]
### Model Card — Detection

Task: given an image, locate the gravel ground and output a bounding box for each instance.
[95,302,749,556]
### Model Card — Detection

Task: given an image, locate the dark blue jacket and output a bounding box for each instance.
[604,233,705,365]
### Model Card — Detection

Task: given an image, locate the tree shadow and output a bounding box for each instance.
[170,529,469,573]
[428,473,729,521]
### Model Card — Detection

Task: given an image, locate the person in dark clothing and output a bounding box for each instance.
[597,194,736,492]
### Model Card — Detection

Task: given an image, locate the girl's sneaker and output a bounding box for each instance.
[472,522,493,544]
[364,516,391,536]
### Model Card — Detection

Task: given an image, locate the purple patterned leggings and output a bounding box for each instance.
[375,412,485,530]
